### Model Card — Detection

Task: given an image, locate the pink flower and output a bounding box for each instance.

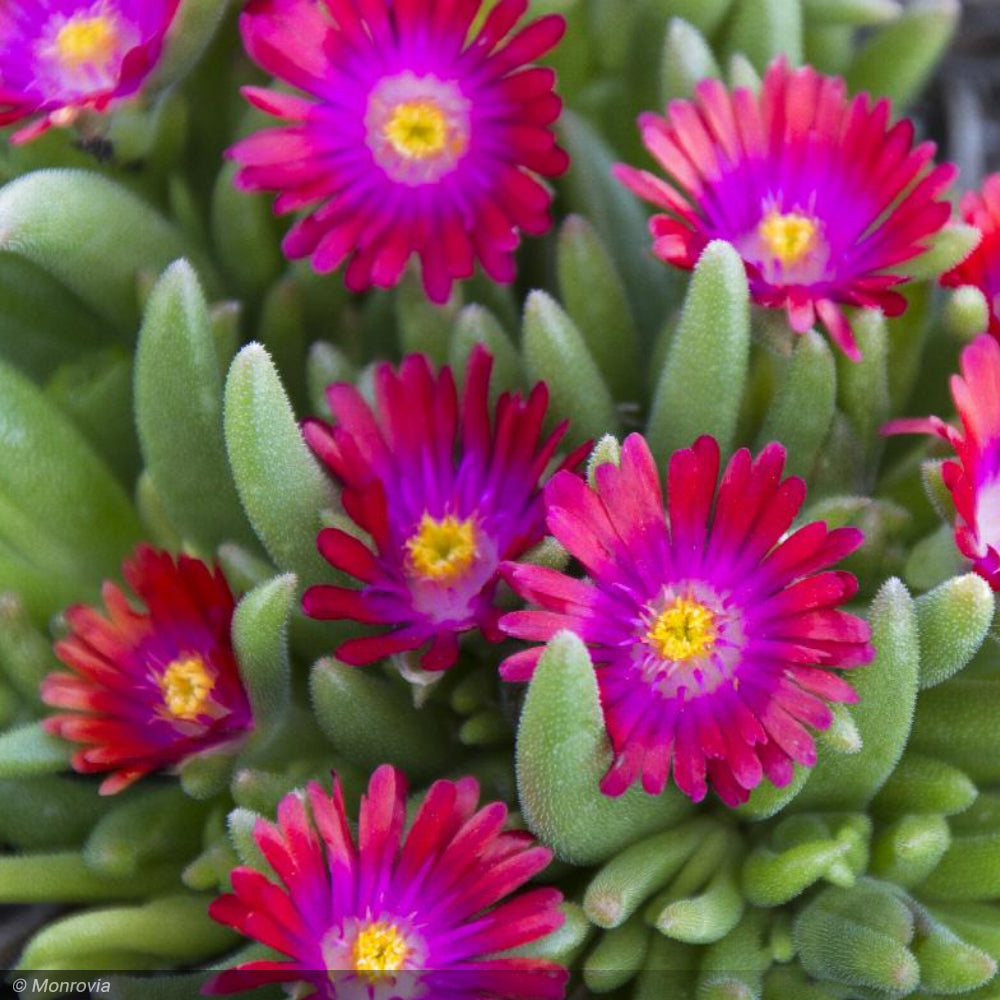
[500,434,874,807]
[941,174,1000,337]
[302,346,587,672]
[883,334,1000,588]
[615,59,956,360]
[207,765,567,999]
[41,545,253,795]
[0,0,180,143]
[230,0,569,303]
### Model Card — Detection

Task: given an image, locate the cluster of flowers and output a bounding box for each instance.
[6,0,1000,995]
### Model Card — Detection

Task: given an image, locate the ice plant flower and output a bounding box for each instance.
[883,334,1000,589]
[230,0,569,303]
[614,58,956,360]
[500,434,874,807]
[40,545,253,794]
[206,764,567,999]
[942,174,1000,337]
[0,0,180,143]
[302,346,587,672]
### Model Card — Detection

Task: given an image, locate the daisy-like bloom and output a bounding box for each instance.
[303,346,587,672]
[614,58,956,360]
[883,335,1000,589]
[230,0,569,303]
[40,545,253,795]
[206,764,567,999]
[941,174,1000,337]
[0,1,180,144]
[499,434,874,807]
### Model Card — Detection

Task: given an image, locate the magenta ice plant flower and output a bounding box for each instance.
[229,0,569,303]
[615,58,956,360]
[500,434,874,807]
[884,334,1000,589]
[0,0,180,143]
[302,346,588,672]
[206,764,567,999]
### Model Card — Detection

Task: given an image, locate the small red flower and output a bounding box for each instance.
[41,545,253,794]
[884,334,1000,589]
[615,59,956,360]
[500,434,873,807]
[229,0,569,303]
[302,346,588,672]
[207,765,567,999]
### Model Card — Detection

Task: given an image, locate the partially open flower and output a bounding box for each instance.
[0,0,180,143]
[500,434,873,807]
[942,174,1000,337]
[615,59,956,360]
[884,334,1000,589]
[302,346,587,672]
[207,765,567,999]
[41,545,253,794]
[229,0,569,303]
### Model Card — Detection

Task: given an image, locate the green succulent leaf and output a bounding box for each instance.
[223,343,336,587]
[648,240,751,462]
[135,259,255,553]
[515,631,692,865]
[795,578,920,811]
[915,573,994,689]
[0,170,219,334]
[522,290,619,445]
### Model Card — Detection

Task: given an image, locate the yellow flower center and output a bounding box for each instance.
[647,597,717,662]
[405,513,478,582]
[352,921,410,981]
[758,210,819,266]
[383,99,454,160]
[159,656,215,720]
[54,15,119,69]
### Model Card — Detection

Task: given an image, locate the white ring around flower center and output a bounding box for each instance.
[365,71,471,186]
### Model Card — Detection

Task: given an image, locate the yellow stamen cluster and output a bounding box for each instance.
[647,597,717,663]
[54,15,119,69]
[383,99,452,160]
[352,921,410,981]
[758,210,819,266]
[406,513,478,582]
[159,656,215,720]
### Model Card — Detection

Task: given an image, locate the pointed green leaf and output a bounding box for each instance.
[648,240,750,462]
[845,0,959,108]
[722,0,804,71]
[522,290,618,444]
[559,110,675,339]
[232,573,295,734]
[757,329,836,479]
[873,753,977,818]
[20,894,237,969]
[211,163,282,299]
[915,574,994,689]
[0,170,219,334]
[0,252,113,382]
[557,216,640,400]
[661,18,722,103]
[224,343,336,586]
[136,260,254,552]
[795,578,919,810]
[515,631,692,865]
[896,224,981,281]
[0,722,70,778]
[310,658,450,779]
[945,285,991,343]
[449,304,524,403]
